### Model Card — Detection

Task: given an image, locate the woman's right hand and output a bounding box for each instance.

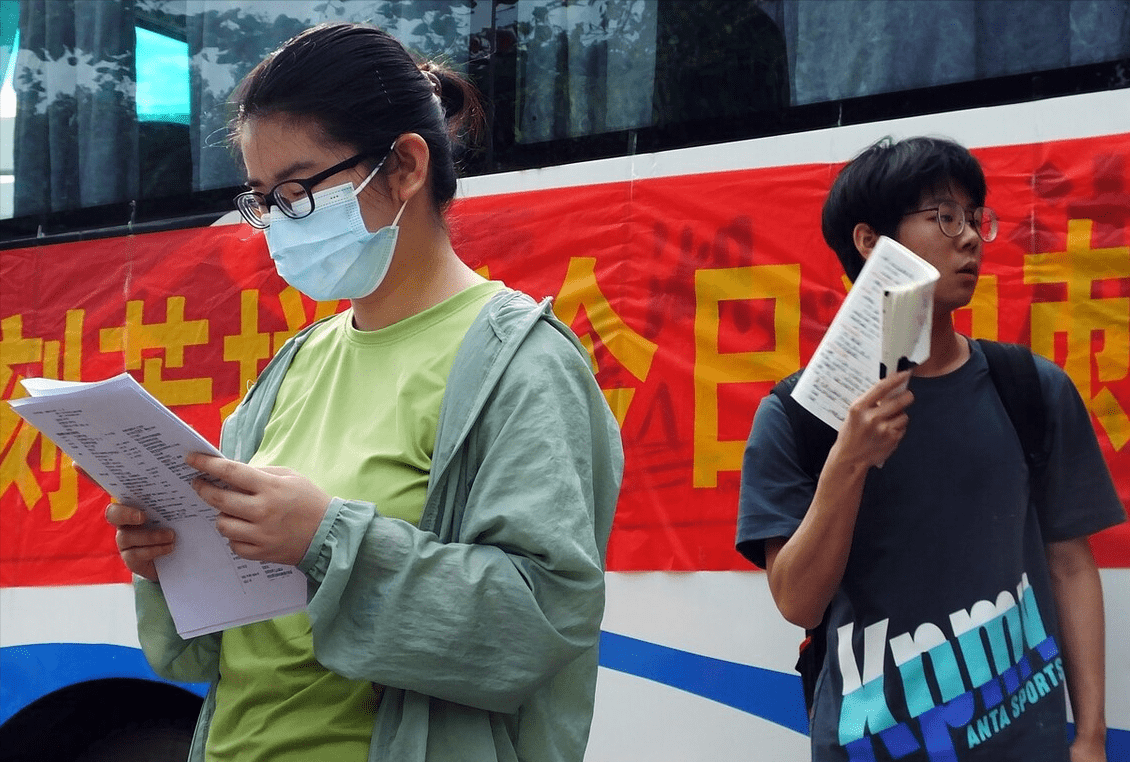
[105,503,175,583]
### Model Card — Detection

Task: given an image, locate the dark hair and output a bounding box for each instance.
[821,136,988,281]
[230,23,484,212]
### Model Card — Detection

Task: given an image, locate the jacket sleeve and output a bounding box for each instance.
[134,577,221,684]
[296,322,623,714]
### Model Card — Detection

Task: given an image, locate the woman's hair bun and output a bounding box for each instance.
[418,61,482,141]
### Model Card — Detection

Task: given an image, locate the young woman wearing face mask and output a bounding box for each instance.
[105,23,624,762]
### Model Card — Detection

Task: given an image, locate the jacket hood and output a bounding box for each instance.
[424,289,594,506]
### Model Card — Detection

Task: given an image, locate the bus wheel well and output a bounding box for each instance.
[0,678,201,762]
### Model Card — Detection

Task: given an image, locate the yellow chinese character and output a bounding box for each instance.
[554,257,658,427]
[272,286,341,351]
[220,287,340,416]
[1,311,83,520]
[99,297,212,406]
[221,289,273,417]
[693,264,801,488]
[1026,218,1130,450]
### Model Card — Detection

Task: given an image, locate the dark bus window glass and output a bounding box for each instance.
[2,0,1127,243]
[506,0,787,144]
[136,22,193,207]
[1,14,16,220]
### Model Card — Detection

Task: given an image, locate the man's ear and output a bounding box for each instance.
[853,223,879,260]
[387,133,430,206]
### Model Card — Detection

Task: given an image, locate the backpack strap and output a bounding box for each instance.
[975,339,1048,483]
[771,370,838,479]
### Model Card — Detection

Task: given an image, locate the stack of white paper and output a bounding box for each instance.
[9,373,306,638]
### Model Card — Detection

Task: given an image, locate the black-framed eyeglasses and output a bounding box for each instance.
[906,199,998,243]
[234,152,372,229]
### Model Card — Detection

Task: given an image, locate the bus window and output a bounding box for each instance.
[136,24,192,206]
[1,0,1126,244]
[135,26,189,126]
[0,0,16,220]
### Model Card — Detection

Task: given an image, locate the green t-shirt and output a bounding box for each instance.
[205,282,503,762]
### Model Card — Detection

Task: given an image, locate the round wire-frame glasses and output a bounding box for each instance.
[907,199,998,242]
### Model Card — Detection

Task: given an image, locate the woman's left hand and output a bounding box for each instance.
[188,453,331,566]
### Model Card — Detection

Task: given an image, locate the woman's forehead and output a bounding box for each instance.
[240,115,323,156]
[239,115,349,186]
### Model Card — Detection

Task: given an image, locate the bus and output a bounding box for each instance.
[2,1,1127,759]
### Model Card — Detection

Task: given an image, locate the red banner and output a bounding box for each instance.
[2,133,1127,586]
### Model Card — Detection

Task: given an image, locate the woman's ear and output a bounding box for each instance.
[853,223,879,260]
[387,133,430,206]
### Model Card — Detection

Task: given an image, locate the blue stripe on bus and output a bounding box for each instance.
[0,643,207,725]
[599,630,811,735]
[5,635,1128,760]
[598,630,1130,758]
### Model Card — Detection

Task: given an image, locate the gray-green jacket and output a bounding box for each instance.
[135,289,623,761]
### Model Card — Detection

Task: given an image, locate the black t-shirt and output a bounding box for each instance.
[737,342,1125,761]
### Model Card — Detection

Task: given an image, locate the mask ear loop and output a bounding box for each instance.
[353,141,407,226]
[391,199,409,227]
[353,161,383,197]
[352,141,398,197]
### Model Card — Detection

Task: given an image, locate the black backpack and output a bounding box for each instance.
[764,339,1048,718]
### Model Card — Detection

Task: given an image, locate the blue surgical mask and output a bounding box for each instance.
[265,164,408,302]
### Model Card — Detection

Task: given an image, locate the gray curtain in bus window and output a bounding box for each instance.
[11,0,473,216]
[13,0,139,217]
[515,0,658,144]
[184,0,473,193]
[782,0,1130,106]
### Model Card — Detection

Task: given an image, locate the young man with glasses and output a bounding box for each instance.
[737,136,1123,761]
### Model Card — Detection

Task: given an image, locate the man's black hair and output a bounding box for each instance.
[821,136,988,281]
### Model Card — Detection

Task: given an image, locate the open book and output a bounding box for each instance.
[9,373,306,638]
[791,236,939,430]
